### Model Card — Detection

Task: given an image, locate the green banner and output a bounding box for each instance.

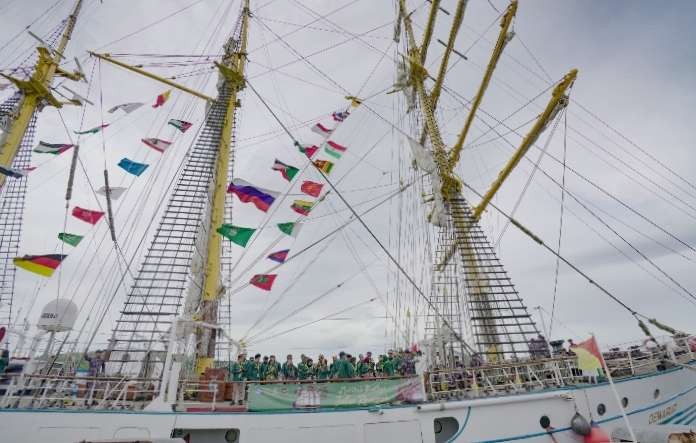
[247,377,424,411]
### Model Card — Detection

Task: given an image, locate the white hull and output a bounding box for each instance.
[2,364,695,442]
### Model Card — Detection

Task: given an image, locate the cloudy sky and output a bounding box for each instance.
[1,0,695,362]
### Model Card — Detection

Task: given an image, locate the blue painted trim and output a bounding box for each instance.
[445,407,471,443]
[468,383,696,442]
[675,408,696,425]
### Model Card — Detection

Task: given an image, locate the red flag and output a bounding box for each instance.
[300,180,323,198]
[152,90,171,108]
[250,274,277,291]
[72,206,104,225]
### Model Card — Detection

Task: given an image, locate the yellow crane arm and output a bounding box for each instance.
[448,1,517,171]
[87,52,214,102]
[472,69,577,220]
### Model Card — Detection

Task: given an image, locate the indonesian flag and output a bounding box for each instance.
[72,206,104,225]
[250,274,277,291]
[141,138,172,153]
[570,337,604,373]
[311,123,333,136]
[300,180,323,197]
[152,90,172,108]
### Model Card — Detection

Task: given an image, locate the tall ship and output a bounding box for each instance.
[0,1,694,442]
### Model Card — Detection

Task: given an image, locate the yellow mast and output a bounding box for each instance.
[448,0,517,171]
[0,0,85,188]
[472,69,577,219]
[195,0,251,374]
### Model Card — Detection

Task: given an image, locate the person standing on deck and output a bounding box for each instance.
[282,354,298,380]
[265,355,281,381]
[245,354,262,381]
[260,356,269,381]
[335,351,355,379]
[315,355,330,380]
[229,353,246,405]
[329,355,339,378]
[298,354,311,380]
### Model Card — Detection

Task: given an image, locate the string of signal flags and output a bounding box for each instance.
[12,90,193,278]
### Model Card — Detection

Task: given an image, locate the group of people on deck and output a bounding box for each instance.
[227,349,418,382]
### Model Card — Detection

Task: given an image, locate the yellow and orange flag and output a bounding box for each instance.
[571,337,604,372]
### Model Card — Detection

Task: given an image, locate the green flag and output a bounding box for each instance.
[58,232,84,247]
[277,222,302,237]
[217,224,255,247]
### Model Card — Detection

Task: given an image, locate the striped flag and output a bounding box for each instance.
[313,159,334,174]
[291,199,314,216]
[0,165,28,179]
[13,254,67,277]
[34,141,74,155]
[74,124,109,135]
[311,123,333,136]
[227,178,279,212]
[324,140,347,159]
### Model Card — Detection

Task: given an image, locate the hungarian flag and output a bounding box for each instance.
[277,222,302,238]
[332,110,349,122]
[324,140,347,159]
[96,186,126,200]
[34,141,74,155]
[311,123,333,136]
[313,159,334,174]
[298,144,319,159]
[153,90,172,108]
[267,249,289,264]
[74,123,109,135]
[58,232,83,247]
[168,118,193,133]
[72,206,104,225]
[14,254,67,277]
[217,224,256,247]
[300,180,323,197]
[108,102,144,114]
[291,199,314,216]
[250,274,277,291]
[570,337,604,373]
[271,159,299,182]
[142,138,172,153]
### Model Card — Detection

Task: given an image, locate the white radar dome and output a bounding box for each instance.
[37,299,78,332]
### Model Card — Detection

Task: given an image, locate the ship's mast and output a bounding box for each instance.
[0,0,85,189]
[398,0,575,362]
[0,0,85,334]
[195,0,251,374]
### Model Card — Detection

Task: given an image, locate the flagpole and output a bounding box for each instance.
[594,334,638,443]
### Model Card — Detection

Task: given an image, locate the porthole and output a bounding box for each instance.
[597,403,606,416]
[654,389,661,399]
[622,397,629,408]
[225,429,240,443]
[539,415,551,429]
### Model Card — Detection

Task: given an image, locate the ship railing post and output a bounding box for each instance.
[627,351,635,376]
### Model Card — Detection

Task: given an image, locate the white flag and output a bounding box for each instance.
[108,102,144,114]
[97,186,126,200]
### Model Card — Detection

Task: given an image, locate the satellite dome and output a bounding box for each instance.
[37,299,78,332]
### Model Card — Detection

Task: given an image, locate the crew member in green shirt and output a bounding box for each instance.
[244,354,262,381]
[335,352,355,379]
[282,354,298,380]
[229,353,246,404]
[315,354,331,380]
[298,354,311,380]
[265,355,281,381]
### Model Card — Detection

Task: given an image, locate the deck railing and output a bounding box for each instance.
[2,338,693,410]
